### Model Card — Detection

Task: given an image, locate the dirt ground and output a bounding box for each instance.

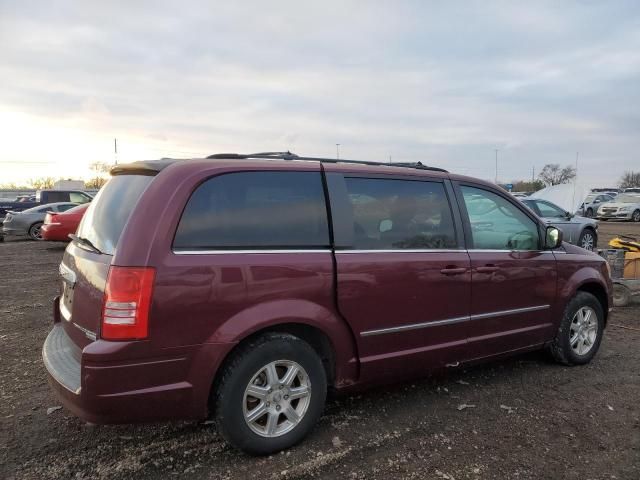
[1,222,639,480]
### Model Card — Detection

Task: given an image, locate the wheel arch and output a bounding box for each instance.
[576,281,609,324]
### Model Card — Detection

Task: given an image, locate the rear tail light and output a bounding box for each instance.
[101,266,155,340]
[44,213,59,225]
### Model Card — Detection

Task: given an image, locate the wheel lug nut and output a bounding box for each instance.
[284,395,289,400]
[279,385,283,389]
[276,405,281,411]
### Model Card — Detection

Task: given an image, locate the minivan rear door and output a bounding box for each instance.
[327,171,471,384]
[58,174,154,349]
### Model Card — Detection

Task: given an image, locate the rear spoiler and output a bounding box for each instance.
[110,159,176,176]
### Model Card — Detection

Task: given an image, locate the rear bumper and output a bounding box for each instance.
[41,223,72,241]
[43,307,236,424]
[2,226,26,236]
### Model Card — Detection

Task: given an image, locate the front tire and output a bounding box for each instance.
[550,292,604,365]
[585,208,593,218]
[28,222,43,240]
[578,229,597,251]
[632,210,640,222]
[214,333,327,455]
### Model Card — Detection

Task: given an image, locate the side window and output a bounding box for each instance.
[535,200,566,218]
[57,204,76,212]
[344,177,457,250]
[46,192,68,203]
[173,171,329,250]
[70,192,90,204]
[461,186,539,251]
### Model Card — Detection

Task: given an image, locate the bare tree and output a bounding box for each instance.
[619,171,640,188]
[509,179,545,192]
[538,164,576,186]
[85,177,109,189]
[86,161,113,190]
[27,177,56,189]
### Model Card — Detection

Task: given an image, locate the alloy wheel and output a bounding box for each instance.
[633,210,640,222]
[580,232,595,251]
[243,360,311,438]
[569,306,598,356]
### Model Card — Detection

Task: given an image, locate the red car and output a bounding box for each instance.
[41,203,89,241]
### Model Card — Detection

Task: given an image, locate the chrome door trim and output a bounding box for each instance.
[360,304,550,337]
[173,249,332,255]
[470,304,550,321]
[360,315,470,336]
[336,249,464,254]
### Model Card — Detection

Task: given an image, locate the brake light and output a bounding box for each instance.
[44,213,59,225]
[101,266,155,340]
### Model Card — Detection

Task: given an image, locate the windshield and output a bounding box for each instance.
[616,194,640,203]
[76,175,153,255]
[584,195,596,202]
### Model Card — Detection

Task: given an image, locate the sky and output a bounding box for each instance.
[0,1,639,187]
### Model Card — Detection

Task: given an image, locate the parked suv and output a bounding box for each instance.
[43,152,612,454]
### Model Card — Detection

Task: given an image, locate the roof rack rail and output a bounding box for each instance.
[205,151,447,173]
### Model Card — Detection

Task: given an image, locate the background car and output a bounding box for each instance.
[578,193,615,218]
[596,194,640,222]
[41,203,90,241]
[2,202,78,240]
[522,198,598,250]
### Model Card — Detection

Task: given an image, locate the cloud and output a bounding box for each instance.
[0,0,639,185]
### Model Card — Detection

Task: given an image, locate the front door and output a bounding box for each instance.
[456,184,557,359]
[327,173,471,383]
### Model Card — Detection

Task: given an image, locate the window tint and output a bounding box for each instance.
[344,177,456,250]
[46,192,69,203]
[57,204,76,212]
[462,186,539,251]
[534,200,566,218]
[70,192,91,204]
[76,175,154,255]
[174,172,329,250]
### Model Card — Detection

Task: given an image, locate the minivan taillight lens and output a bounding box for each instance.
[101,267,155,340]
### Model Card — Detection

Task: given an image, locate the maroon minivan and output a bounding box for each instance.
[43,152,612,454]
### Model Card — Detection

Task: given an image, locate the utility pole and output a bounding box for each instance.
[114,138,118,165]
[494,149,499,183]
[532,166,535,183]
[336,144,340,160]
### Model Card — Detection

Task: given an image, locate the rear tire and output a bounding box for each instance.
[214,333,327,455]
[578,229,597,251]
[549,292,604,366]
[28,222,43,241]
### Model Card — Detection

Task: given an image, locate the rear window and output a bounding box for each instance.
[76,175,153,255]
[173,171,329,250]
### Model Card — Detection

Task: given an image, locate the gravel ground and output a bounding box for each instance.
[1,222,639,480]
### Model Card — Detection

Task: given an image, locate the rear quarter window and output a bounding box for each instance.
[173,171,330,250]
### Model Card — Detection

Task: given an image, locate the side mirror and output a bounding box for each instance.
[565,211,574,219]
[594,199,600,204]
[545,226,563,249]
[379,219,393,233]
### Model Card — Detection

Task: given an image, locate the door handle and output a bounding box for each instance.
[476,265,499,273]
[440,267,467,276]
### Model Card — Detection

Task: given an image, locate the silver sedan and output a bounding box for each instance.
[522,198,599,251]
[2,202,78,240]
